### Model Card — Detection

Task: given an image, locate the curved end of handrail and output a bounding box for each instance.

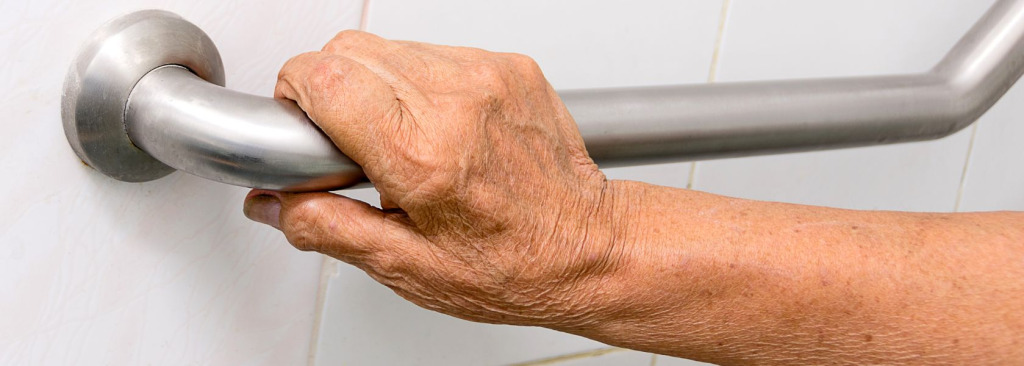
[928,0,1024,134]
[126,66,367,192]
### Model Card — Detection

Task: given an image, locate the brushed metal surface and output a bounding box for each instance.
[61,10,224,182]
[63,0,1024,191]
[126,66,365,191]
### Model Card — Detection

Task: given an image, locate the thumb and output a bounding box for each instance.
[243,189,417,264]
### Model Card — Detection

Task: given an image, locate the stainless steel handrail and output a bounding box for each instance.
[62,0,1024,191]
[126,65,366,191]
[574,0,1024,166]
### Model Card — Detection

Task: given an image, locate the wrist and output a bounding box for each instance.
[553,181,737,361]
[549,179,654,332]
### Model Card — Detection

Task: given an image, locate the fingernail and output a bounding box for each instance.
[244,194,281,229]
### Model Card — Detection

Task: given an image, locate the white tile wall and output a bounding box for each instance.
[314,253,606,366]
[536,349,654,366]
[0,1,363,365]
[957,82,1024,212]
[311,1,725,365]
[4,0,1021,365]
[691,0,997,212]
[363,0,723,90]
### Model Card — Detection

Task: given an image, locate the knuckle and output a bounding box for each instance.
[469,61,506,83]
[323,29,374,52]
[503,53,544,83]
[466,61,512,108]
[285,228,318,252]
[282,201,327,252]
[307,57,344,92]
[505,53,541,75]
[278,52,319,81]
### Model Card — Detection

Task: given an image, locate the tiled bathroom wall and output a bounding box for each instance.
[2,0,1021,365]
[692,0,998,212]
[0,1,364,365]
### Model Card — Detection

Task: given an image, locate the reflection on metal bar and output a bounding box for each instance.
[569,0,1024,166]
[62,0,1024,191]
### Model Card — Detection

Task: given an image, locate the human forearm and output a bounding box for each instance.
[250,33,1023,365]
[565,180,1024,365]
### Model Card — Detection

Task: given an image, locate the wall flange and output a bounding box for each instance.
[61,10,224,182]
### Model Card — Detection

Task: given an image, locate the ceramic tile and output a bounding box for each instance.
[957,80,1024,212]
[311,1,724,364]
[543,350,654,366]
[0,1,363,364]
[363,0,724,90]
[715,0,997,80]
[314,258,608,366]
[691,0,997,212]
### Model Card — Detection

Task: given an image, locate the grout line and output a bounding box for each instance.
[506,347,626,366]
[306,256,339,366]
[307,5,375,365]
[688,0,733,190]
[686,162,699,190]
[359,0,373,31]
[706,0,732,84]
[649,353,659,366]
[953,123,981,212]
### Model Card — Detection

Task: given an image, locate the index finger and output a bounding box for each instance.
[275,51,400,172]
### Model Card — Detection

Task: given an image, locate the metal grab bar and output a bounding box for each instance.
[62,1,1024,191]
[126,65,365,191]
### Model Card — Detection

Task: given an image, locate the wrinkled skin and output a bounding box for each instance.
[246,30,629,328]
[244,30,1024,365]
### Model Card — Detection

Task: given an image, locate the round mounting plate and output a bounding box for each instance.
[61,10,225,182]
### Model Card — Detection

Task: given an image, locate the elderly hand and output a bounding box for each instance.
[244,30,1024,365]
[243,30,636,329]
